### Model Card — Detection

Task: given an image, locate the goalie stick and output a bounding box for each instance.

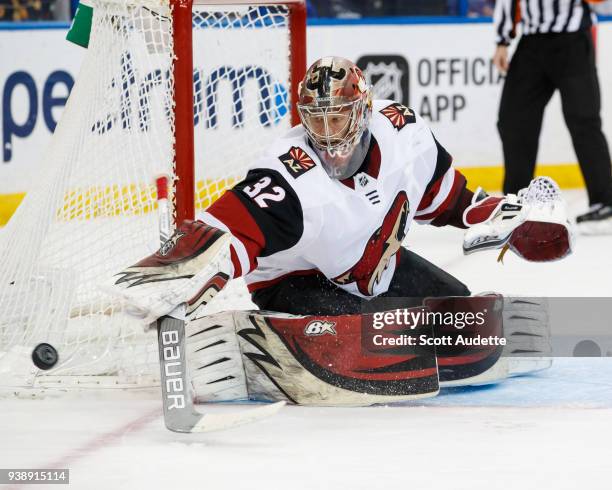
[157,305,285,433]
[154,176,284,433]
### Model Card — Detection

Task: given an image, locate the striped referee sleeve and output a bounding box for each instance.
[494,0,520,45]
[495,0,596,43]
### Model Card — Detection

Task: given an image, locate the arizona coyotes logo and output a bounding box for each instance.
[306,64,347,97]
[333,192,410,296]
[380,103,416,130]
[159,231,186,257]
[278,146,316,178]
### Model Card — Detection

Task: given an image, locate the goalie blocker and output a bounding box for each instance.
[111,221,551,405]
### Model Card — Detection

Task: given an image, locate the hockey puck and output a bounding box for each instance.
[32,343,59,370]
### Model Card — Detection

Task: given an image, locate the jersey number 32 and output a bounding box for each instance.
[243,177,286,208]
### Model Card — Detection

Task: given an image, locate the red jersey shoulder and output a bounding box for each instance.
[379,103,417,130]
[278,146,316,178]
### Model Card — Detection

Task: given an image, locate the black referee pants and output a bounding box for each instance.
[498,30,612,206]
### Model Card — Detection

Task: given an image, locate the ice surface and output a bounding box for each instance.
[1,190,611,489]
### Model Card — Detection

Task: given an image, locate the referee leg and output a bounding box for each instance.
[555,31,612,206]
[498,37,555,194]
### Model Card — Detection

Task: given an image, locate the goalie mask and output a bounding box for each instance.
[297,57,373,179]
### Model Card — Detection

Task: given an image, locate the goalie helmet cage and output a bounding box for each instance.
[0,0,306,394]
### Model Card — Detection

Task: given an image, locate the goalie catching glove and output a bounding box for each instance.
[462,177,574,262]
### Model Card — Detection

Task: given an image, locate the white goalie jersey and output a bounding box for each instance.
[199,100,468,298]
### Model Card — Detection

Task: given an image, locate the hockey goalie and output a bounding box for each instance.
[112,57,572,408]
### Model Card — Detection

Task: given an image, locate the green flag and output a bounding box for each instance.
[66,1,94,48]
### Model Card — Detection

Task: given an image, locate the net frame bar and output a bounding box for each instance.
[172,0,306,225]
[173,0,196,224]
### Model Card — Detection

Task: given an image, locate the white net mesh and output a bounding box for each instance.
[192,5,292,209]
[0,0,296,393]
[519,177,562,205]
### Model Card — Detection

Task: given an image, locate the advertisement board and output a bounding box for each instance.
[1,20,611,223]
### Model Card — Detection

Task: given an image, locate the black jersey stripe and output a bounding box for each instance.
[231,168,305,258]
[536,0,544,33]
[525,0,534,34]
[579,0,593,31]
[562,0,579,32]
[497,4,508,43]
[495,0,591,39]
[550,0,560,31]
[510,0,520,38]
[425,134,453,195]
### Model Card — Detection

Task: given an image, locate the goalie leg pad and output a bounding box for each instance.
[186,312,249,403]
[187,297,552,401]
[238,311,440,406]
[502,296,552,376]
[189,309,440,406]
[433,295,552,387]
[424,295,507,386]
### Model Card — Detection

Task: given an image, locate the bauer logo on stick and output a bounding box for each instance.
[279,146,316,178]
[161,329,186,410]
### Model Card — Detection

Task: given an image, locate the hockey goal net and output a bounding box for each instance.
[0,0,306,393]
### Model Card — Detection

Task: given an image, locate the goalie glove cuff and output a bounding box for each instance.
[462,189,524,254]
[462,187,518,227]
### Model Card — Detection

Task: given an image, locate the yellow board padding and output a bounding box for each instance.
[60,184,158,221]
[195,177,238,211]
[0,178,237,227]
[459,163,585,193]
[0,193,25,226]
[0,164,586,227]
